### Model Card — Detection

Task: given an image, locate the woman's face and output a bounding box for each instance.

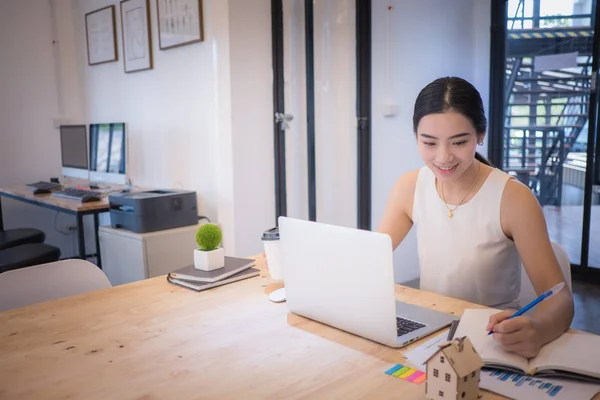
[416,111,484,182]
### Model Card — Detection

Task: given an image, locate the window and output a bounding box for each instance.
[433,369,439,377]
[464,375,468,382]
[472,371,476,378]
[445,373,451,382]
[440,356,445,363]
[439,391,444,397]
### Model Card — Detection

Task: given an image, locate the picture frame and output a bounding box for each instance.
[120,0,153,73]
[156,0,204,50]
[85,5,118,66]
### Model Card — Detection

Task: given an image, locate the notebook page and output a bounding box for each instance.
[480,369,600,400]
[530,332,600,379]
[455,309,529,372]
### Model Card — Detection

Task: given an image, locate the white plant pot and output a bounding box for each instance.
[194,248,225,271]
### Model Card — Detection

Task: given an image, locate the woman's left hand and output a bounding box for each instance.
[487,310,542,358]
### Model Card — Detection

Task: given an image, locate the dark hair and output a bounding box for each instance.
[412,76,492,167]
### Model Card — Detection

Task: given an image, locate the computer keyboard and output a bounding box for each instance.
[27,181,62,191]
[396,317,426,336]
[52,188,103,202]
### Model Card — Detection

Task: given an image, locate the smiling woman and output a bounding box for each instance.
[377,76,574,359]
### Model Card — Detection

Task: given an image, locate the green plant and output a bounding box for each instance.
[196,223,222,251]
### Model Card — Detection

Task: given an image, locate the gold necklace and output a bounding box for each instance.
[440,162,481,218]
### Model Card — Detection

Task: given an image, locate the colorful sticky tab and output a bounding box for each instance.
[399,368,417,379]
[406,371,425,382]
[384,364,426,384]
[392,366,411,377]
[385,365,403,375]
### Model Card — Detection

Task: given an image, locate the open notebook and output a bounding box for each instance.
[455,309,600,383]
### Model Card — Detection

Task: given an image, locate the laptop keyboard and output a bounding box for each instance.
[396,317,426,336]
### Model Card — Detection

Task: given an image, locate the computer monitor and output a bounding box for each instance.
[89,122,128,185]
[60,125,89,180]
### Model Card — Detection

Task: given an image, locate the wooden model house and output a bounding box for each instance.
[424,336,484,400]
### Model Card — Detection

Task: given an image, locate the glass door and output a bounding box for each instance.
[499,0,597,271]
[280,0,309,222]
[272,0,370,229]
[587,0,600,271]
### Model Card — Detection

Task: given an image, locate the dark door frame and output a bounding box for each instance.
[581,0,600,274]
[356,0,372,230]
[270,0,372,229]
[304,0,317,222]
[271,0,286,220]
[488,0,506,171]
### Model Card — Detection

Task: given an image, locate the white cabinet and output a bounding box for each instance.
[99,224,200,286]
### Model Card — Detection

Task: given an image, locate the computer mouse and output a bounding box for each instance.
[81,195,102,203]
[268,288,286,303]
[33,188,51,195]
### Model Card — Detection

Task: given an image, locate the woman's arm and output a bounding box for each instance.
[487,179,574,358]
[376,170,418,250]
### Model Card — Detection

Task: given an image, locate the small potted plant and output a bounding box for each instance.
[194,223,224,271]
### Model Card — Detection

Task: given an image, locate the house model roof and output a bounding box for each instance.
[424,336,484,378]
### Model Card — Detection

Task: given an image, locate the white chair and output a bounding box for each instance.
[518,241,572,307]
[0,259,112,312]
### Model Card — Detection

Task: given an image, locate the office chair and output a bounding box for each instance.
[0,259,112,312]
[0,243,61,274]
[0,227,46,250]
[518,241,572,306]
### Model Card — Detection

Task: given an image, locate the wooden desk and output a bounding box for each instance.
[0,257,583,400]
[0,185,110,268]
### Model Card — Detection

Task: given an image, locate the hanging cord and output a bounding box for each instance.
[385,2,393,101]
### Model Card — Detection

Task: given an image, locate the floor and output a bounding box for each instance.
[541,205,600,334]
[543,205,600,267]
[571,280,600,334]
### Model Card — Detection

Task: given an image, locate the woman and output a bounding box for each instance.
[377,76,573,358]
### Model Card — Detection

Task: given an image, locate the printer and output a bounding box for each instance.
[109,190,198,233]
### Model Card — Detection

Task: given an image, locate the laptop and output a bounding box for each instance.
[278,216,458,348]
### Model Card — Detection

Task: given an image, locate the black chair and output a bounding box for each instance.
[0,243,61,274]
[0,228,46,251]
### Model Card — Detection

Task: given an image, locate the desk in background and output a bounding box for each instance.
[0,185,109,269]
[0,256,525,400]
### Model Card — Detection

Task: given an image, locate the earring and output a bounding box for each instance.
[477,141,483,146]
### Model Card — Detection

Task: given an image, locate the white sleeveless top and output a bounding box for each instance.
[412,166,521,309]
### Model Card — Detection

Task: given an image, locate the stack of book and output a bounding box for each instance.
[167,256,259,292]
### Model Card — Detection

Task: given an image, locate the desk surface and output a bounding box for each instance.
[0,257,581,400]
[0,185,110,213]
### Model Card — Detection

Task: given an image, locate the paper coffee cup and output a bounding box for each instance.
[262,227,283,280]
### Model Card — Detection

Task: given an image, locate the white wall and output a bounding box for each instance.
[69,0,221,214]
[228,0,276,256]
[0,0,275,260]
[67,0,274,258]
[1,0,492,270]
[371,0,491,283]
[0,0,83,256]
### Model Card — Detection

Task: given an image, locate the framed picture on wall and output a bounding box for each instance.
[120,0,153,73]
[156,0,204,50]
[85,5,118,66]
